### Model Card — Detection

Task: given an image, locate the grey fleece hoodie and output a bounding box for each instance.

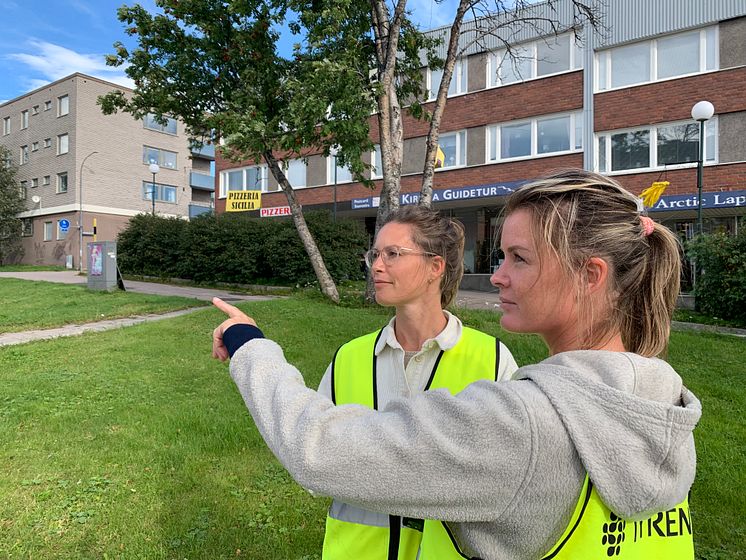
[229,340,701,559]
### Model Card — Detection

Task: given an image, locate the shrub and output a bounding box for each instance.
[116,214,186,278]
[116,210,368,286]
[687,229,746,323]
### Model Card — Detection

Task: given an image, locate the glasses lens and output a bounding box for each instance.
[365,249,379,268]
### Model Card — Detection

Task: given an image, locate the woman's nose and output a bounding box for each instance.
[490,263,506,288]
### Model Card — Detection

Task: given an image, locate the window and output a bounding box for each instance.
[596,27,717,91]
[58,95,69,117]
[21,218,33,237]
[20,181,28,199]
[143,146,177,169]
[2,116,9,135]
[371,145,382,179]
[428,58,468,100]
[438,130,467,168]
[32,105,39,115]
[488,32,582,88]
[328,154,353,183]
[20,145,29,164]
[57,172,68,193]
[142,181,178,203]
[43,175,50,186]
[21,110,28,129]
[285,159,307,188]
[219,165,268,197]
[2,151,11,168]
[143,113,177,135]
[44,100,51,111]
[57,133,69,155]
[57,220,68,240]
[44,221,53,241]
[44,138,51,148]
[488,112,583,162]
[31,178,38,188]
[32,142,39,152]
[596,119,717,173]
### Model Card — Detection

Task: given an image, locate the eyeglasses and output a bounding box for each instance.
[364,246,437,268]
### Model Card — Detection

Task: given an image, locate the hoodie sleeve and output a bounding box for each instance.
[229,338,537,522]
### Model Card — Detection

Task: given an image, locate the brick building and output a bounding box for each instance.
[0,73,215,268]
[214,0,746,278]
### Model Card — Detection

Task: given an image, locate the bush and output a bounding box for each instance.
[687,229,746,323]
[117,211,368,286]
[117,214,186,278]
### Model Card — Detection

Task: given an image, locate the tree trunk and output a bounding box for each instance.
[264,151,340,304]
[419,0,470,207]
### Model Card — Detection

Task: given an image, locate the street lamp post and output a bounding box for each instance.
[148,163,160,215]
[79,151,99,272]
[330,147,338,222]
[691,101,714,235]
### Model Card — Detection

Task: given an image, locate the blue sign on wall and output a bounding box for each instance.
[351,183,746,213]
[59,219,70,231]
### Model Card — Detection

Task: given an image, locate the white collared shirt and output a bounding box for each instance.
[318,311,518,408]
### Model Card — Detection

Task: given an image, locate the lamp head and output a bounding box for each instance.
[148,163,160,174]
[691,100,714,122]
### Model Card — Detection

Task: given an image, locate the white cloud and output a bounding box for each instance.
[7,40,134,91]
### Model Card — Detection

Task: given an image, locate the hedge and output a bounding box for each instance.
[117,211,369,285]
[687,228,746,323]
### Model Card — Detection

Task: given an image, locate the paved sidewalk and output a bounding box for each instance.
[0,270,275,302]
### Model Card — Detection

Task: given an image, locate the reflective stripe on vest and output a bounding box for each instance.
[541,475,694,559]
[324,327,499,560]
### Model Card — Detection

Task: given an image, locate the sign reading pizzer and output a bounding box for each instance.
[226,190,261,211]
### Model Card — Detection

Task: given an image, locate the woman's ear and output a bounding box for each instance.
[430,255,446,281]
[585,257,609,294]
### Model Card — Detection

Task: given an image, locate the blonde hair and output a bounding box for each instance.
[383,206,465,308]
[504,169,682,357]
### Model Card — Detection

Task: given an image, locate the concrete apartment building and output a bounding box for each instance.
[0,73,215,268]
[214,0,746,283]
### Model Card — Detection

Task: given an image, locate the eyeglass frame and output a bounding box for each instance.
[364,245,439,268]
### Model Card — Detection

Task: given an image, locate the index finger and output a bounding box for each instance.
[212,297,244,318]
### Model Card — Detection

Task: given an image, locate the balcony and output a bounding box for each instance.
[189,204,213,218]
[190,171,215,191]
[190,143,215,160]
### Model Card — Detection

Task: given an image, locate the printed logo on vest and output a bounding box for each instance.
[601,512,626,556]
[632,507,692,542]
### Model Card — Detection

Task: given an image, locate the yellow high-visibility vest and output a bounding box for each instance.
[419,460,694,559]
[323,327,500,560]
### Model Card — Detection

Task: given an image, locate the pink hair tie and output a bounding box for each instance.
[640,216,655,237]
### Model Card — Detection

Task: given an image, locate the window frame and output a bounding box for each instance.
[486,111,583,163]
[371,145,383,179]
[595,26,718,92]
[43,221,53,241]
[57,95,69,117]
[20,145,29,164]
[436,130,467,170]
[427,57,468,101]
[2,116,10,135]
[284,158,307,189]
[142,145,178,170]
[57,133,69,155]
[327,154,354,184]
[21,218,33,237]
[486,32,582,89]
[21,110,29,129]
[56,220,68,241]
[218,164,269,198]
[595,117,718,174]
[143,113,178,135]
[57,172,68,194]
[142,180,178,204]
[44,100,52,111]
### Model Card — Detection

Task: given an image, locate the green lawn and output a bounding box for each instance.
[0,265,68,272]
[0,278,204,333]
[0,295,742,559]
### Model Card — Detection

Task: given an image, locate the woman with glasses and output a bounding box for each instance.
[319,206,517,559]
[212,170,700,559]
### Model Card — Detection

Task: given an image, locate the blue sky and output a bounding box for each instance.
[0,0,459,105]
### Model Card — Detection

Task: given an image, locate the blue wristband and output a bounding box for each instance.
[223,324,265,357]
